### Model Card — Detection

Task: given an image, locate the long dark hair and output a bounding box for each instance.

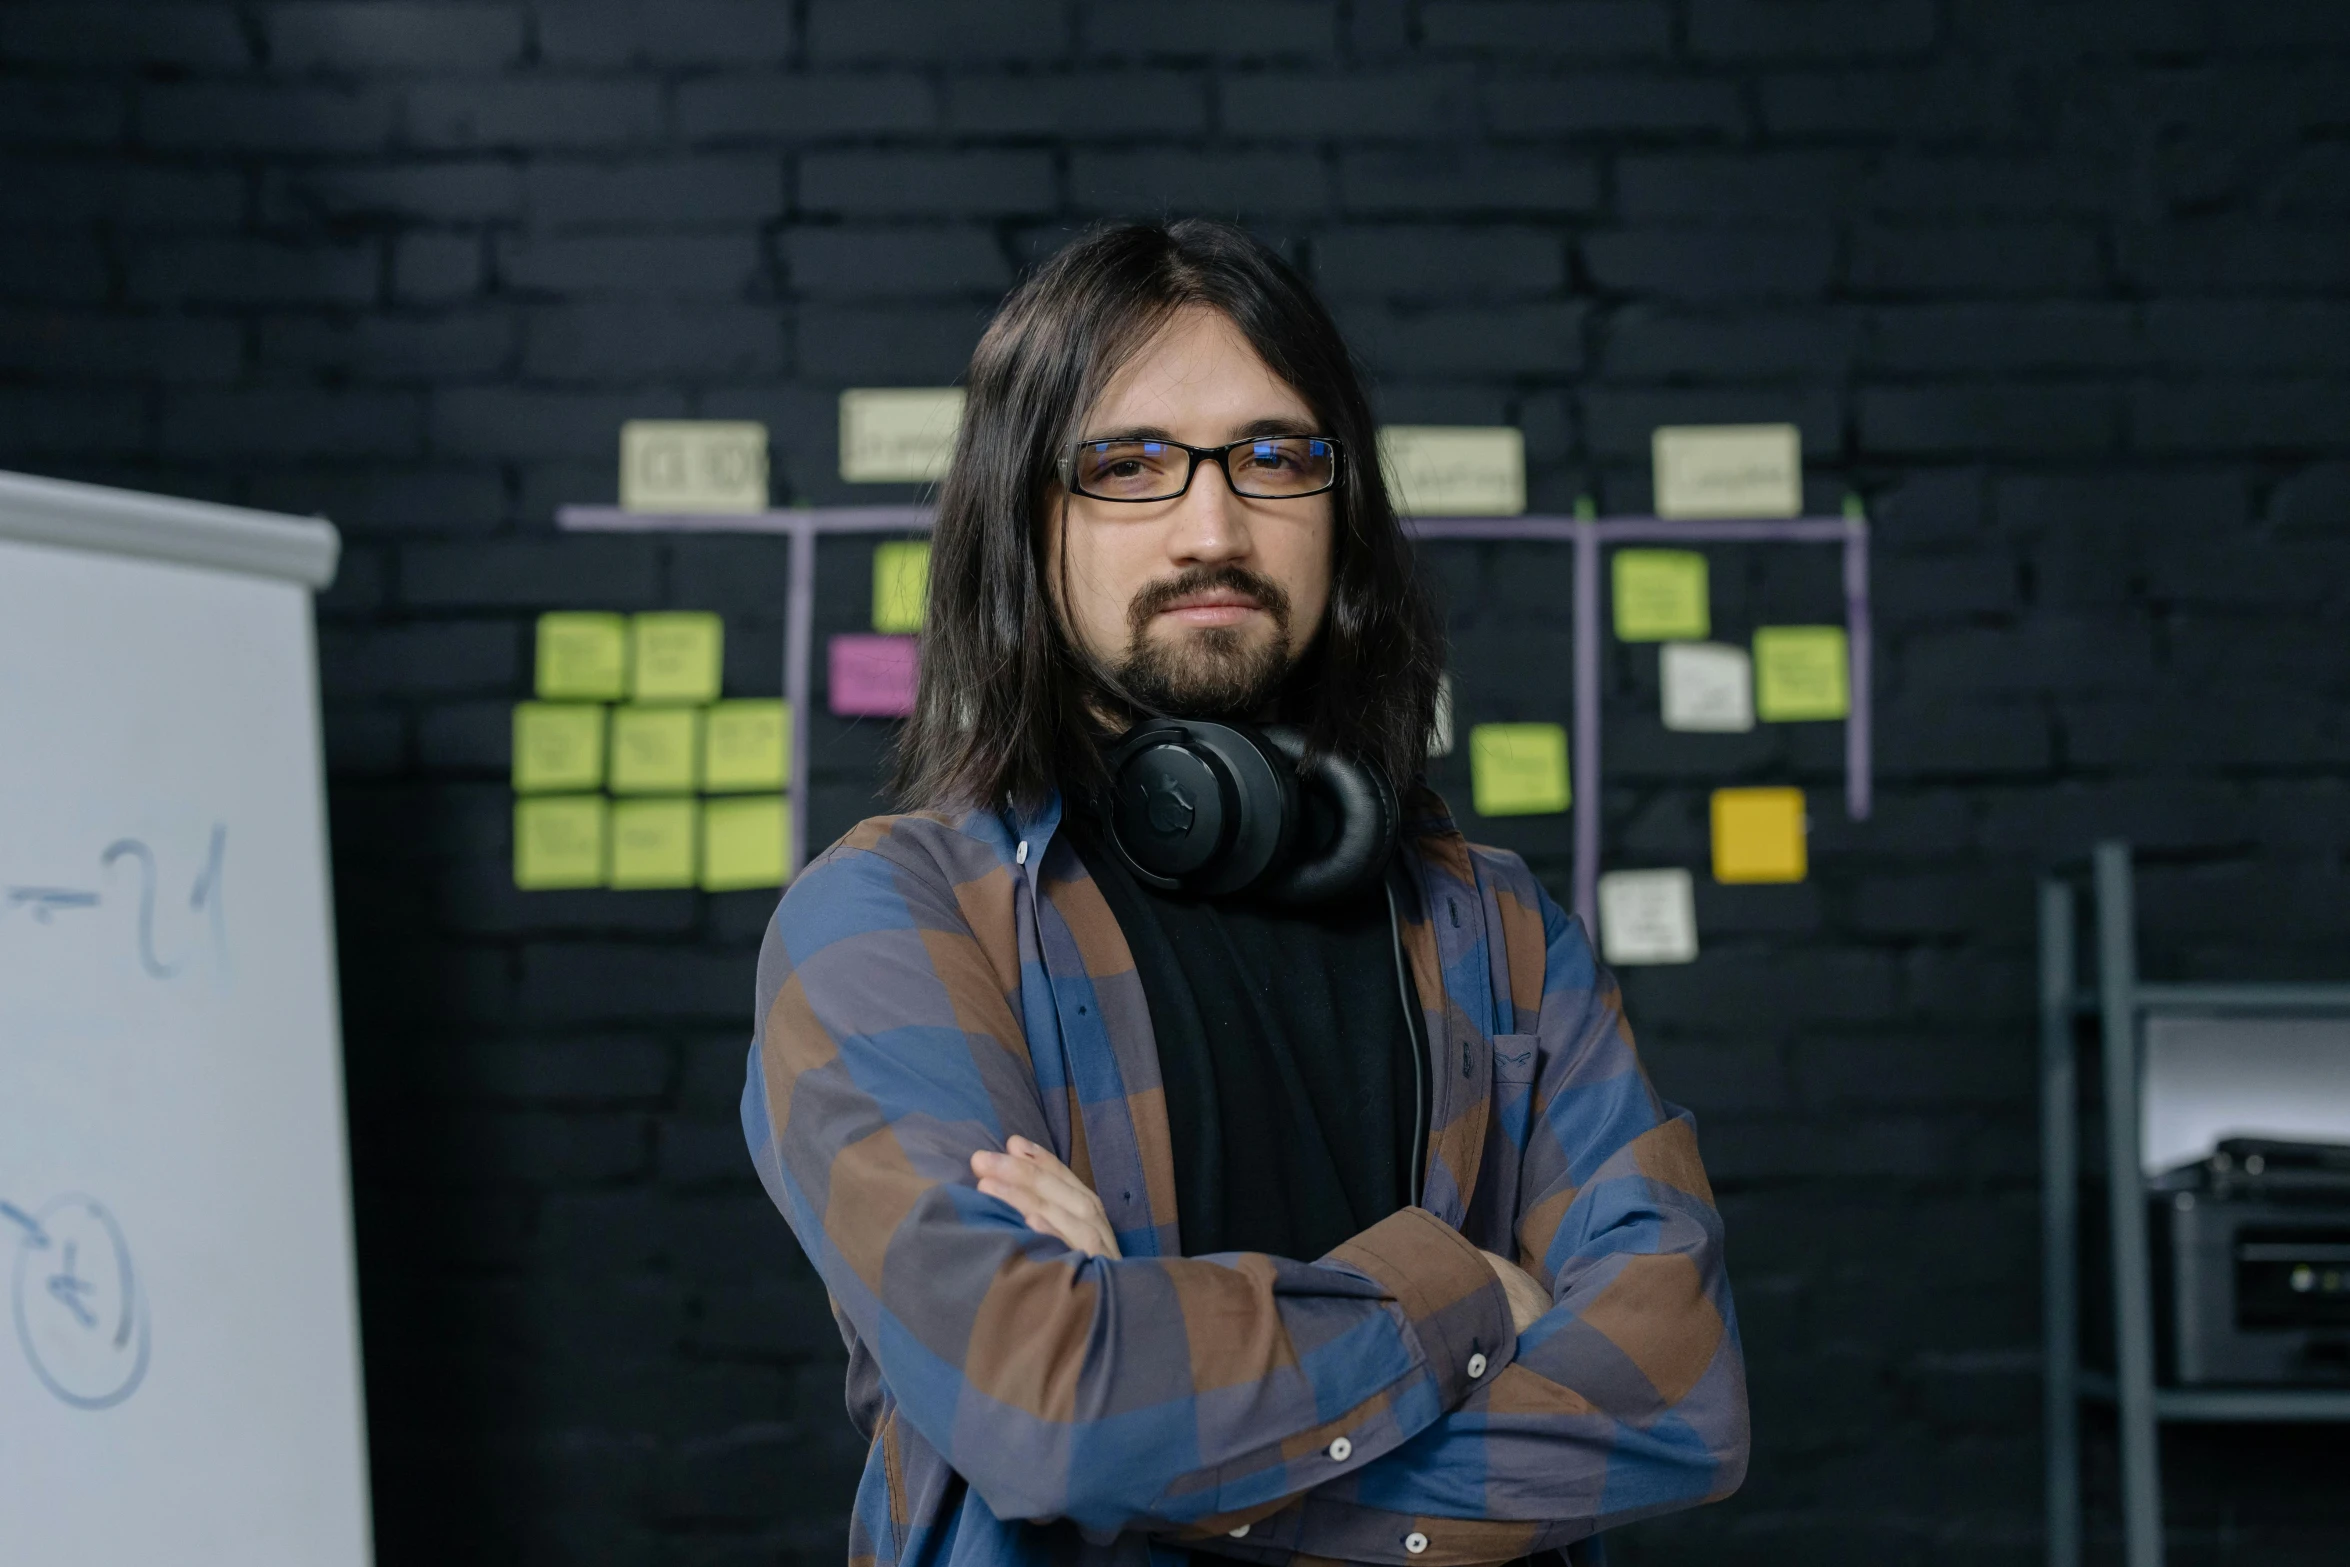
[892,218,1443,814]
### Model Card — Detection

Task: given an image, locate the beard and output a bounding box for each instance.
[1110,563,1295,719]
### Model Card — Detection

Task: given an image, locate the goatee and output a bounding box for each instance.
[1113,564,1293,718]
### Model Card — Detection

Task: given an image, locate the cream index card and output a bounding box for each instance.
[1380,426,1526,517]
[1652,423,1802,519]
[840,388,965,482]
[1660,642,1755,733]
[620,420,769,514]
[1598,868,1698,966]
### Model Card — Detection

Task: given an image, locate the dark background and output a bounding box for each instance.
[5,1,2349,1562]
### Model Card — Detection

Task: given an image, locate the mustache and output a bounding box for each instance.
[1124,564,1293,641]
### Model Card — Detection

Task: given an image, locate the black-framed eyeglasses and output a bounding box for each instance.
[1061,434,1344,503]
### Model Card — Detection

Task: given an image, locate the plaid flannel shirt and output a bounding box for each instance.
[743,789,1746,1567]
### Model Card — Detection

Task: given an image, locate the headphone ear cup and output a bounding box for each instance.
[1257,732,1399,906]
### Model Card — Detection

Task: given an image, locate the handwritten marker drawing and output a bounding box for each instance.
[6,1194,150,1410]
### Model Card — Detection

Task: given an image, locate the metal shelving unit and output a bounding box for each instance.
[2039,841,2350,1567]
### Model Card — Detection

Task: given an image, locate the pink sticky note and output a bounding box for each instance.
[828,634,919,717]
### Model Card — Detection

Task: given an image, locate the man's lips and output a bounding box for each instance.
[1155,592,1262,627]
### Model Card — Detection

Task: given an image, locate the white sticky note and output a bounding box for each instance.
[840,388,965,483]
[620,420,769,514]
[1652,423,1802,519]
[1598,868,1699,966]
[1429,673,1455,757]
[1660,642,1755,733]
[1380,426,1526,517]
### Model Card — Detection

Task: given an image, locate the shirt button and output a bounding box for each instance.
[1327,1436,1353,1462]
[1227,1525,1249,1539]
[1405,1532,1430,1555]
[1467,1352,1488,1379]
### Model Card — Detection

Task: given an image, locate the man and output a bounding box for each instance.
[743,219,1746,1567]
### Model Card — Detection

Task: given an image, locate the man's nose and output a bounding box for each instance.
[1164,454,1253,565]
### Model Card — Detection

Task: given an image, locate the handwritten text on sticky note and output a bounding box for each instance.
[872,540,931,633]
[1712,787,1806,884]
[536,612,628,700]
[703,700,788,793]
[1381,426,1527,517]
[630,612,724,704]
[1469,722,1571,817]
[610,798,698,890]
[1660,642,1754,733]
[1753,625,1849,721]
[621,420,768,514]
[1599,868,1699,965]
[1652,423,1802,519]
[829,634,919,717]
[514,795,607,890]
[512,703,606,793]
[609,706,701,794]
[1612,549,1710,641]
[841,388,965,483]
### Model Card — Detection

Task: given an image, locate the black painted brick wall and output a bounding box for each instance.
[5,3,2350,1563]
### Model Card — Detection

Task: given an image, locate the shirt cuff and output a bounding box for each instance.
[1324,1205,1516,1411]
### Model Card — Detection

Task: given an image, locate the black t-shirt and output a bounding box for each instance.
[1069,813,1422,1261]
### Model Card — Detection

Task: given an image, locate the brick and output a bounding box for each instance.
[1580,386,1841,458]
[1862,303,2141,372]
[2118,222,2350,291]
[1583,227,1837,301]
[266,5,525,71]
[537,0,796,65]
[1603,308,1858,379]
[1871,699,2047,777]
[1905,614,2156,694]
[807,0,1071,63]
[1071,149,1330,215]
[1337,148,1600,214]
[0,309,242,382]
[1850,221,2104,296]
[799,150,1056,216]
[431,387,686,460]
[1485,74,1746,137]
[1082,1,1339,59]
[318,621,520,696]
[393,234,482,302]
[0,162,243,229]
[1345,301,1587,377]
[2145,301,2350,373]
[162,388,426,459]
[258,312,516,380]
[1223,69,1477,139]
[523,157,785,231]
[782,226,1009,297]
[1858,384,2119,456]
[519,944,755,1023]
[1865,151,2122,217]
[2129,379,2350,453]
[496,234,763,296]
[522,301,787,379]
[797,302,989,380]
[1689,0,1936,61]
[248,468,506,535]
[139,82,396,153]
[402,539,661,609]
[2270,462,2350,537]
[262,161,522,225]
[1421,1,1671,57]
[1313,225,1564,297]
[1758,67,2023,140]
[941,73,1208,136]
[1875,550,2018,621]
[1618,151,1868,219]
[675,75,936,141]
[126,236,381,305]
[2,7,247,67]
[0,233,109,304]
[407,80,663,150]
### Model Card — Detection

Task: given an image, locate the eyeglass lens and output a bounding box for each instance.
[1073,437,1336,501]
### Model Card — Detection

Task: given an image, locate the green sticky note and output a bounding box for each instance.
[702,795,789,891]
[610,797,699,890]
[629,612,724,704]
[536,613,628,700]
[872,540,930,634]
[514,795,607,890]
[609,705,701,794]
[511,703,605,793]
[1612,550,1710,642]
[1753,625,1849,721]
[703,700,789,793]
[1469,723,1571,817]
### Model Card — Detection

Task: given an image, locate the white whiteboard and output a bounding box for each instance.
[0,471,371,1565]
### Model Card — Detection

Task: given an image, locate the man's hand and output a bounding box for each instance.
[971,1136,1123,1259]
[1480,1249,1550,1335]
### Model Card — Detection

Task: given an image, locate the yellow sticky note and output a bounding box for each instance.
[619,420,769,514]
[610,705,701,794]
[1469,723,1571,817]
[703,700,789,793]
[535,612,628,700]
[702,795,789,892]
[511,703,605,793]
[609,797,699,890]
[1712,787,1807,883]
[1380,426,1527,516]
[629,612,724,704]
[1753,625,1849,721]
[1653,423,1802,519]
[872,540,931,633]
[1612,550,1710,641]
[840,388,965,482]
[514,795,607,890]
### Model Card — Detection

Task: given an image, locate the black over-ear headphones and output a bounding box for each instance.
[1099,720,1400,905]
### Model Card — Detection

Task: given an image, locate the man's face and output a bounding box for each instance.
[1045,305,1334,719]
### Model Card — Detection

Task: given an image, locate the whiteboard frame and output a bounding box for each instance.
[0,468,340,589]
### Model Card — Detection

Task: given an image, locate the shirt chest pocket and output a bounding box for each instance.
[1490,1032,1540,1086]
